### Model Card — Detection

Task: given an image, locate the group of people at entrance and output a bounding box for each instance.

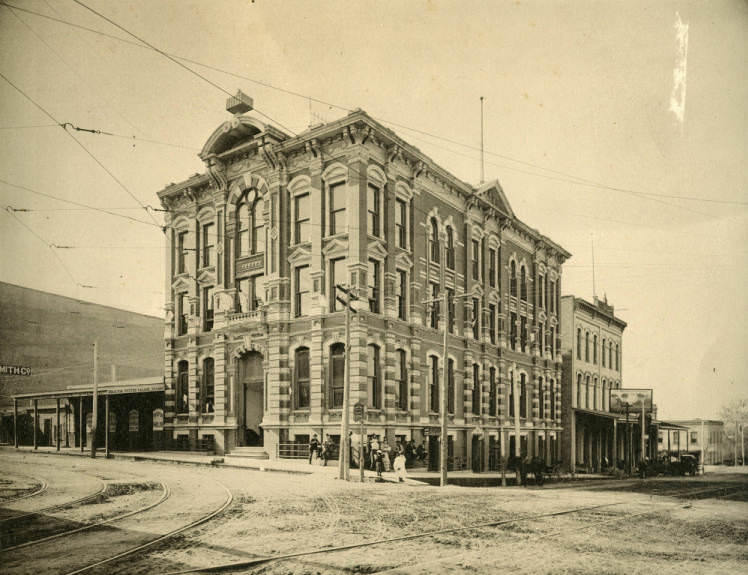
[308,434,335,466]
[365,435,408,482]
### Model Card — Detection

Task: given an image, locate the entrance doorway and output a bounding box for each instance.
[239,351,264,446]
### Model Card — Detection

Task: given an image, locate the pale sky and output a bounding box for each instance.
[0,0,746,419]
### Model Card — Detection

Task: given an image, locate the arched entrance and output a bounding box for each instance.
[239,351,264,446]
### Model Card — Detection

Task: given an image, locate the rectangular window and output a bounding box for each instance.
[367,184,380,237]
[178,292,189,336]
[331,346,345,409]
[368,259,380,313]
[396,350,408,410]
[472,364,480,415]
[489,367,497,416]
[471,239,480,280]
[252,200,265,254]
[520,316,527,352]
[295,348,310,409]
[489,303,496,344]
[397,270,407,320]
[250,275,264,310]
[447,288,455,332]
[538,322,544,354]
[201,223,214,268]
[550,327,555,358]
[294,193,310,244]
[489,248,496,287]
[177,231,188,274]
[203,286,214,332]
[329,258,346,312]
[472,298,480,339]
[510,312,517,350]
[367,345,381,408]
[550,280,556,313]
[538,274,544,308]
[509,372,515,417]
[430,356,439,413]
[395,198,407,248]
[520,374,527,418]
[203,359,215,412]
[329,183,346,235]
[447,358,455,414]
[294,265,311,317]
[177,362,189,413]
[430,283,440,329]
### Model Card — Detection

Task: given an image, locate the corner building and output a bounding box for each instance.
[158,109,570,468]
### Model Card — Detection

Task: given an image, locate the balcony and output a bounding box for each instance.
[226,309,264,327]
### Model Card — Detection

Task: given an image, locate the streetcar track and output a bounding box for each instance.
[0,481,107,524]
[0,473,49,503]
[0,481,171,553]
[61,479,233,575]
[157,481,747,575]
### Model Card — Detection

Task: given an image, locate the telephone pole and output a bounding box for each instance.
[335,284,357,481]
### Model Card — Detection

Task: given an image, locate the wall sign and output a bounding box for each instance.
[152,408,164,431]
[128,410,139,432]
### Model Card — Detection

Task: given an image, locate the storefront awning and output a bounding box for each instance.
[13,377,164,401]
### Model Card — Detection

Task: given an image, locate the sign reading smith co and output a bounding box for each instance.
[0,365,32,376]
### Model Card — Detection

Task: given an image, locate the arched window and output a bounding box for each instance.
[585,332,590,362]
[177,360,189,414]
[430,355,439,412]
[472,364,480,415]
[520,266,527,301]
[609,342,613,369]
[294,347,310,409]
[202,358,214,412]
[519,373,527,418]
[593,376,598,410]
[550,379,556,420]
[489,367,497,417]
[585,375,591,409]
[602,338,606,367]
[329,343,345,408]
[237,200,250,257]
[576,373,582,407]
[367,344,381,409]
[576,328,582,360]
[447,358,455,414]
[509,370,515,417]
[446,226,455,269]
[593,335,598,364]
[538,376,544,419]
[429,218,440,263]
[251,197,265,254]
[601,380,607,411]
[396,349,407,410]
[615,344,620,371]
[510,261,517,297]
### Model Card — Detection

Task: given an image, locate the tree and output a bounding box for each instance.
[719,398,747,465]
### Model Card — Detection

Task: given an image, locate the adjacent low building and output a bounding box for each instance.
[157,106,570,465]
[662,419,725,464]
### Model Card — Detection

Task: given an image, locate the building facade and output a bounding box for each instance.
[157,108,569,467]
[662,419,725,464]
[560,295,626,473]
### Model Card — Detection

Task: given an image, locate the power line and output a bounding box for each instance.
[0,71,162,227]
[0,123,59,130]
[5,1,742,209]
[0,178,161,228]
[70,0,296,137]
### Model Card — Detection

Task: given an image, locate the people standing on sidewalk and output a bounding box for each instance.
[382,436,392,472]
[370,435,380,470]
[309,433,319,465]
[394,451,407,482]
[375,449,384,478]
[321,435,332,466]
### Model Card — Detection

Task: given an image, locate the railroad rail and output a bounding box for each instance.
[0,482,170,553]
[0,481,107,524]
[159,481,746,575]
[0,473,49,503]
[61,479,233,575]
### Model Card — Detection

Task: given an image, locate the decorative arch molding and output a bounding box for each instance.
[425,206,443,235]
[196,205,216,223]
[367,164,386,188]
[395,180,413,201]
[287,174,312,196]
[227,173,269,212]
[537,261,548,274]
[366,331,386,350]
[471,223,485,241]
[486,233,500,250]
[200,116,267,159]
[322,161,348,183]
[232,336,266,360]
[171,215,191,231]
[443,215,459,241]
[425,348,443,362]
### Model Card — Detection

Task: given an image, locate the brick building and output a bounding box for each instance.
[158,107,569,466]
[560,295,626,473]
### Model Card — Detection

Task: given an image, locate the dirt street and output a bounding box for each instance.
[1,450,746,575]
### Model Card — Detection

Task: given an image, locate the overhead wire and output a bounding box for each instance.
[0,71,162,226]
[2,1,744,209]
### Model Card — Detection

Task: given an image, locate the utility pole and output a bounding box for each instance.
[336,284,357,481]
[479,96,485,184]
[90,341,98,458]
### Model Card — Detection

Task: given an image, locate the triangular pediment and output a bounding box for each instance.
[288,244,312,266]
[171,275,191,292]
[476,180,514,219]
[367,238,388,260]
[322,237,348,259]
[197,267,216,285]
[395,251,413,270]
